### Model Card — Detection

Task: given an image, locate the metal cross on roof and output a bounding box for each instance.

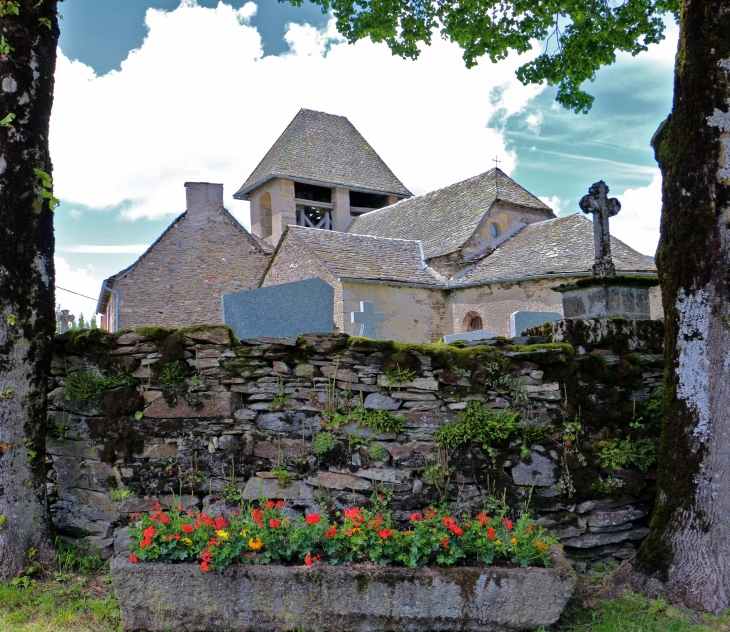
[351,301,384,339]
[492,156,501,169]
[579,180,622,277]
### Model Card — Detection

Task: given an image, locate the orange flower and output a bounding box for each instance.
[511,537,517,545]
[248,537,263,551]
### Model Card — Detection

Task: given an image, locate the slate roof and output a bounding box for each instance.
[451,214,656,286]
[234,109,412,199]
[278,226,444,286]
[347,168,554,259]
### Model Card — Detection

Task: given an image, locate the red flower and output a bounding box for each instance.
[465,523,471,528]
[178,504,183,512]
[374,514,383,526]
[201,549,212,562]
[306,513,321,525]
[269,519,281,528]
[441,538,449,548]
[379,528,393,540]
[424,509,437,519]
[143,526,156,538]
[252,508,264,527]
[214,517,229,530]
[265,500,276,509]
[201,561,210,572]
[140,538,152,548]
[526,525,535,533]
[488,528,496,541]
[160,514,171,524]
[410,512,423,522]
[448,524,463,537]
[325,526,337,538]
[276,500,286,508]
[476,512,491,526]
[181,524,194,534]
[504,519,513,531]
[304,553,320,565]
[344,508,361,520]
[129,555,138,563]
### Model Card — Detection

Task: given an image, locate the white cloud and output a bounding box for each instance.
[50,1,545,227]
[59,244,151,254]
[539,195,569,214]
[54,257,104,323]
[610,171,662,257]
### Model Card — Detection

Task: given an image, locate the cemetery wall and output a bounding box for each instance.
[46,321,664,568]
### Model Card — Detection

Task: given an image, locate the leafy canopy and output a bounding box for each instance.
[286,0,679,113]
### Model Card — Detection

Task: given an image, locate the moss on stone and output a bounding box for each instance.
[501,343,575,364]
[552,276,659,293]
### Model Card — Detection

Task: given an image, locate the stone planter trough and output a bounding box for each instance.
[110,554,576,631]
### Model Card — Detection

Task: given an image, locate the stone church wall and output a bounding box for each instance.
[47,321,663,567]
[342,281,451,342]
[109,183,270,331]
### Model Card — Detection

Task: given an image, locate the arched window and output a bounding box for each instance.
[463,311,483,332]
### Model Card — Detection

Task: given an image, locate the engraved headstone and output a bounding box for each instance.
[579,181,621,277]
[222,279,334,340]
[351,301,384,339]
[510,311,563,337]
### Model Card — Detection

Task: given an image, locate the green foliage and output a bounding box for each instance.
[593,437,658,473]
[384,366,417,386]
[0,1,20,18]
[159,361,187,388]
[5,313,15,326]
[223,483,244,504]
[54,538,104,575]
[65,368,135,401]
[312,431,337,455]
[270,465,292,488]
[0,112,16,129]
[362,409,404,434]
[287,0,678,113]
[108,487,135,501]
[0,388,13,400]
[38,17,51,29]
[435,401,520,449]
[269,377,291,411]
[369,443,388,461]
[33,168,60,211]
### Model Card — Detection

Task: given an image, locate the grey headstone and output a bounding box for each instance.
[443,329,500,344]
[561,285,651,319]
[351,301,384,339]
[510,311,562,337]
[222,279,334,340]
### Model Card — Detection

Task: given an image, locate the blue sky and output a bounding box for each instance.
[51,1,677,319]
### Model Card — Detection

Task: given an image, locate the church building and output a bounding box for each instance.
[98,108,659,341]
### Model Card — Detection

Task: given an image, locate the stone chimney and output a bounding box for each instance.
[185,182,224,225]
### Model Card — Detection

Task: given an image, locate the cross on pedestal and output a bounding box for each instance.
[351,301,384,339]
[579,181,621,277]
[56,309,75,333]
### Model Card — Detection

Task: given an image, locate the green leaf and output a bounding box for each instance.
[6,314,16,326]
[0,2,20,18]
[38,17,51,29]
[0,514,6,527]
[134,411,144,420]
[0,113,16,129]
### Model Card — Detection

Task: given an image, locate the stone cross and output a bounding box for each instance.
[351,301,384,339]
[56,309,75,333]
[579,181,621,277]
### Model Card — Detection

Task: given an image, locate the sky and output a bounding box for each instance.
[51,0,678,321]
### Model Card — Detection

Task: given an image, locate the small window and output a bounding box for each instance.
[489,223,500,239]
[463,312,483,332]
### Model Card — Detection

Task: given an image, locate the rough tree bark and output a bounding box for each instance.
[0,0,59,579]
[631,0,730,614]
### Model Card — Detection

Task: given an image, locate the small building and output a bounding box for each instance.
[97,182,271,331]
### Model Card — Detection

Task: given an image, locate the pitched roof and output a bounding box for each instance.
[347,168,554,259]
[96,209,271,314]
[450,214,656,286]
[234,109,412,199]
[275,226,443,286]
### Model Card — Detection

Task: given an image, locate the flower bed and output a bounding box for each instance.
[127,497,558,572]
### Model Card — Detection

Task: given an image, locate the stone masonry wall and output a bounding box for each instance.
[46,320,664,568]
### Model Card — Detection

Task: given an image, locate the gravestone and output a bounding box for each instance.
[554,180,657,320]
[351,301,384,339]
[57,309,75,333]
[510,311,562,337]
[222,279,334,340]
[444,329,500,344]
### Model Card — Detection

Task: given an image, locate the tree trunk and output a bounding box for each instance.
[0,0,59,579]
[631,0,730,614]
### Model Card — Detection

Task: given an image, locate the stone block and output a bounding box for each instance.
[443,330,500,344]
[184,328,231,345]
[511,452,557,487]
[257,411,316,437]
[363,393,401,410]
[222,279,334,340]
[134,443,179,459]
[310,472,372,491]
[116,332,153,346]
[46,439,99,460]
[298,333,349,353]
[353,468,411,484]
[253,439,306,460]
[293,364,316,378]
[377,375,439,391]
[585,505,649,528]
[111,554,576,632]
[510,311,562,337]
[560,526,649,549]
[143,391,237,419]
[242,477,303,500]
[321,365,358,383]
[560,284,651,320]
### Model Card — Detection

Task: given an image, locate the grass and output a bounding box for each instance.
[1,552,729,631]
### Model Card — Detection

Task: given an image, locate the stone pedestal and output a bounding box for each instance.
[554,277,658,320]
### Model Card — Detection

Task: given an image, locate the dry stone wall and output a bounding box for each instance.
[46,320,664,568]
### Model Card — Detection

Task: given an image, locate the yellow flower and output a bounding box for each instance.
[182,537,193,546]
[248,537,263,551]
[511,537,517,545]
[216,530,230,540]
[495,539,502,545]
[240,529,249,538]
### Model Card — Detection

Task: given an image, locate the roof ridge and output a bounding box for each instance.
[290,225,425,245]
